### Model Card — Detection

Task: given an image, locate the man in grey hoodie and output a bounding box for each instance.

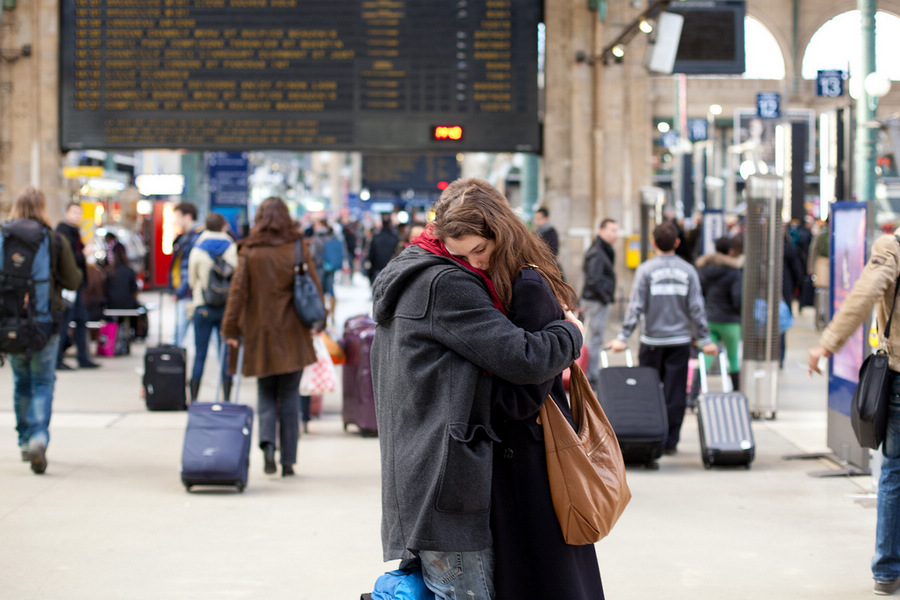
[608,221,717,454]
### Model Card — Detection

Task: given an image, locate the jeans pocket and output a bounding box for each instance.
[419,551,464,586]
[434,423,498,514]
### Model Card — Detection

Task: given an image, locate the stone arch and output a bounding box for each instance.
[742,7,791,81]
[798,7,900,79]
[796,1,900,75]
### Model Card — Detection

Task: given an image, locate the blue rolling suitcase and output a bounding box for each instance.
[181,343,253,492]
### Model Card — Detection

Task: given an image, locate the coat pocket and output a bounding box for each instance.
[435,423,499,514]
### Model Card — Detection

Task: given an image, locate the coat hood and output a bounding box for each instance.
[195,230,233,257]
[695,252,742,269]
[372,245,465,324]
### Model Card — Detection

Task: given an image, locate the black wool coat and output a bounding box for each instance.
[491,268,605,600]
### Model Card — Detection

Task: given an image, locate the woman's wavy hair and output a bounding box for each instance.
[432,177,576,311]
[10,186,51,228]
[248,196,298,242]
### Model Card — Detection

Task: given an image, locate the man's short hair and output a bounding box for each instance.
[599,218,616,230]
[65,201,82,212]
[535,207,549,219]
[205,212,227,232]
[173,202,198,220]
[714,236,731,255]
[653,222,679,252]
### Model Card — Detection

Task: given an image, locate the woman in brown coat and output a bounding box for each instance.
[222,196,322,477]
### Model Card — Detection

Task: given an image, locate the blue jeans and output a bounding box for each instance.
[191,305,229,384]
[418,548,495,600]
[173,297,191,347]
[12,334,60,450]
[874,375,900,582]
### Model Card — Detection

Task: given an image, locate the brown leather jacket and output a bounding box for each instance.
[820,234,900,371]
[222,233,322,378]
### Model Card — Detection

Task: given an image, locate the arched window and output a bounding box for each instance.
[801,11,900,80]
[744,16,785,80]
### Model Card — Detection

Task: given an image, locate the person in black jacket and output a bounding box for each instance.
[532,206,559,257]
[366,215,399,286]
[581,218,619,383]
[696,235,743,390]
[55,202,99,370]
[781,229,805,367]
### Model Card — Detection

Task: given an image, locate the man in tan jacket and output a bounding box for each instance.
[187,212,238,402]
[808,233,900,596]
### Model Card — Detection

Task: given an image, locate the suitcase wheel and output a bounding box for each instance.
[236,481,245,493]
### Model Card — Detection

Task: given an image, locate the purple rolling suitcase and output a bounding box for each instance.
[181,343,254,492]
[342,315,378,437]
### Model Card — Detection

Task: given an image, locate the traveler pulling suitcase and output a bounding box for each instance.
[596,349,668,469]
[697,349,755,469]
[143,292,186,411]
[342,314,378,437]
[181,342,253,492]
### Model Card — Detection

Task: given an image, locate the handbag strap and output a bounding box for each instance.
[294,239,307,276]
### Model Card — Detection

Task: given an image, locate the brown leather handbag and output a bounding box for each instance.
[539,362,631,545]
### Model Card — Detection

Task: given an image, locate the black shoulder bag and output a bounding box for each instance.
[851,256,900,449]
[293,239,326,330]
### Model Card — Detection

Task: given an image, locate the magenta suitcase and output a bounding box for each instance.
[97,321,117,357]
[342,315,378,436]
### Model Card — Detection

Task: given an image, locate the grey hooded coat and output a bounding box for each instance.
[371,245,583,561]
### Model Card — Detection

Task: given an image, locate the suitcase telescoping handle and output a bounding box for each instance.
[599,347,634,369]
[214,339,244,404]
[697,347,733,394]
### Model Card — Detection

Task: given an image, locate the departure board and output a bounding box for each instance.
[60,0,542,153]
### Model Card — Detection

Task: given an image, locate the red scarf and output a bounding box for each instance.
[411,226,505,314]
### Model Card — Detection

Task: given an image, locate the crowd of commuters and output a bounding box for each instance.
[5,179,888,598]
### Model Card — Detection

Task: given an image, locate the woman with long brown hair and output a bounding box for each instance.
[370,178,583,600]
[222,196,322,477]
[429,178,605,599]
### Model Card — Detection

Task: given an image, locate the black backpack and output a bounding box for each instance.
[202,253,234,308]
[0,220,54,356]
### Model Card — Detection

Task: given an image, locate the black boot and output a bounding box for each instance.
[262,443,277,474]
[729,372,741,392]
[222,378,232,402]
[189,379,201,403]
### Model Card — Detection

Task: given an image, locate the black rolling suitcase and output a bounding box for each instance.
[596,350,668,468]
[144,345,186,410]
[143,292,186,411]
[697,350,755,469]
[181,342,253,492]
